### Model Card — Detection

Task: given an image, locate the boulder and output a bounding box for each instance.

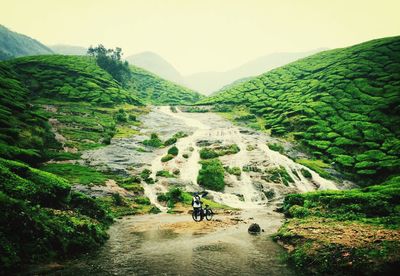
[248,223,261,234]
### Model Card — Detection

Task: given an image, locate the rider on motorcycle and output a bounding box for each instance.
[191,191,208,217]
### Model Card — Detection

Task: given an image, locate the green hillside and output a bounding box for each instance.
[200,36,400,183]
[0,55,154,270]
[0,25,53,60]
[130,65,204,105]
[0,62,56,163]
[7,55,142,106]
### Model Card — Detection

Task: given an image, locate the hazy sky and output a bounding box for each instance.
[1,0,399,74]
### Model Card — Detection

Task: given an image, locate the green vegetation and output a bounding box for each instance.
[143,133,163,148]
[296,159,332,179]
[168,145,179,156]
[224,166,241,176]
[199,144,240,159]
[0,53,159,270]
[199,36,400,183]
[0,158,112,271]
[197,159,225,191]
[164,137,177,146]
[143,132,187,148]
[156,170,175,178]
[157,187,184,210]
[274,176,400,275]
[300,168,312,179]
[140,169,154,184]
[182,106,208,113]
[264,166,294,186]
[34,101,146,150]
[268,143,284,153]
[129,65,203,105]
[0,63,57,164]
[39,163,110,186]
[7,55,142,106]
[161,154,174,162]
[87,45,131,86]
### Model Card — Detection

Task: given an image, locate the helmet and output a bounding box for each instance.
[194,192,199,196]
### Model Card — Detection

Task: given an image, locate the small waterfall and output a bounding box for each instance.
[141,106,339,211]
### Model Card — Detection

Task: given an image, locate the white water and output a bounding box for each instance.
[142,106,339,210]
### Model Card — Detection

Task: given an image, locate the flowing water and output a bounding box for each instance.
[36,106,342,275]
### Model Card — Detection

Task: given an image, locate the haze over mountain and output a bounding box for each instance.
[126,49,326,95]
[185,49,327,95]
[125,51,185,85]
[49,44,87,55]
[0,24,53,60]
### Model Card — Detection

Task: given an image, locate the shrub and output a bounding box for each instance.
[301,168,312,179]
[140,169,153,183]
[268,143,284,153]
[199,148,219,159]
[134,196,151,205]
[164,137,177,146]
[173,131,188,139]
[161,154,174,162]
[197,159,225,191]
[112,193,125,206]
[114,109,128,122]
[264,166,294,186]
[142,133,163,148]
[224,166,241,176]
[168,146,179,156]
[156,170,175,178]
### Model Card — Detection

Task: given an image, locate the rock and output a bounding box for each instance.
[248,223,261,234]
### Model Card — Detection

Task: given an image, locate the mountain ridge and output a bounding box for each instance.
[0,24,53,60]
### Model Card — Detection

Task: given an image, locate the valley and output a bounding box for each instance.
[27,106,342,275]
[0,23,399,275]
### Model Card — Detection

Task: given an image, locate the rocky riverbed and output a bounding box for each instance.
[44,106,345,275]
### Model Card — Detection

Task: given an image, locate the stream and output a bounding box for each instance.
[35,106,341,275]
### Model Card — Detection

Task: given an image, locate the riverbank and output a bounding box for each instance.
[27,207,296,275]
[274,176,400,275]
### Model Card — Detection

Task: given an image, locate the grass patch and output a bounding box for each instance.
[296,158,333,179]
[39,163,110,185]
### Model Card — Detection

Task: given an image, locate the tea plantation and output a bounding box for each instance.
[7,55,142,106]
[0,55,166,270]
[199,36,400,183]
[130,65,204,105]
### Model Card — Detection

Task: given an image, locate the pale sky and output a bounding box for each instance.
[1,0,399,75]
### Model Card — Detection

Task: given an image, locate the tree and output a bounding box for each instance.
[87,44,131,86]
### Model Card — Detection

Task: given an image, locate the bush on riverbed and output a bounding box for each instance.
[197,159,225,191]
[161,154,174,162]
[168,146,179,156]
[143,133,163,148]
[199,144,240,159]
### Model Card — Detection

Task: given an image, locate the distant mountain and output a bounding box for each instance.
[0,24,53,60]
[49,44,87,55]
[126,51,185,85]
[185,49,327,95]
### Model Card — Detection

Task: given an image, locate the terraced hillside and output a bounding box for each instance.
[7,55,142,106]
[0,56,155,271]
[200,36,400,183]
[130,65,204,105]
